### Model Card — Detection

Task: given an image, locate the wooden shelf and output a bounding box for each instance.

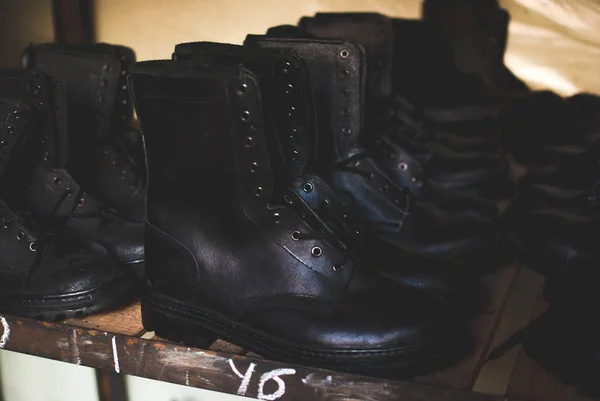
[0,262,578,401]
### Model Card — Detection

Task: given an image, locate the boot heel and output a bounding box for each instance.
[141,299,218,349]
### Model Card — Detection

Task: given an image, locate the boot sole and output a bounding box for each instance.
[0,273,137,321]
[142,287,470,378]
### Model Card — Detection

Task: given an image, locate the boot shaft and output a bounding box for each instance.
[0,96,42,277]
[0,71,69,186]
[23,43,135,142]
[130,60,274,218]
[173,42,316,180]
[298,13,395,102]
[245,34,366,163]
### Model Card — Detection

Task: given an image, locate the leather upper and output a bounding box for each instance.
[0,69,144,266]
[130,60,354,314]
[24,43,146,222]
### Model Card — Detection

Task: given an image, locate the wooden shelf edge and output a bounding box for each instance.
[0,313,524,401]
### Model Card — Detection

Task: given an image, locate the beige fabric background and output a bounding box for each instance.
[94,0,600,97]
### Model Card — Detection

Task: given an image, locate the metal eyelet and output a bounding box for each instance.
[285,84,294,94]
[398,162,408,171]
[122,100,127,105]
[78,197,86,207]
[341,69,350,77]
[284,194,293,204]
[6,126,15,135]
[121,84,127,91]
[121,70,127,76]
[53,177,61,185]
[65,188,72,196]
[333,264,344,272]
[412,177,418,182]
[31,84,42,95]
[3,221,9,229]
[342,108,350,116]
[254,186,263,197]
[322,199,330,207]
[291,230,300,241]
[245,137,253,147]
[341,128,351,136]
[282,62,291,73]
[273,212,280,224]
[302,182,313,193]
[103,64,112,72]
[311,246,323,257]
[250,162,258,172]
[288,107,296,118]
[340,49,350,59]
[241,110,251,122]
[29,242,36,252]
[291,150,299,161]
[340,89,348,97]
[16,232,24,241]
[0,141,7,148]
[237,83,248,95]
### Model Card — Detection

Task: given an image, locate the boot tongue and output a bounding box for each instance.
[173,42,317,180]
[245,35,366,163]
[24,44,120,141]
[299,13,394,101]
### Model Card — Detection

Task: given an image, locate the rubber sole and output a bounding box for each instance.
[0,273,137,321]
[142,288,470,379]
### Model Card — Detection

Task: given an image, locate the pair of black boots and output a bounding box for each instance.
[0,44,145,319]
[130,27,510,376]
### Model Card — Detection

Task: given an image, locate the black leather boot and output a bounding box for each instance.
[245,34,508,272]
[0,70,144,270]
[23,43,146,223]
[0,92,133,320]
[173,42,481,309]
[130,58,470,376]
[294,13,514,200]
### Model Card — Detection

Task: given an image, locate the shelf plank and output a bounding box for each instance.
[412,263,519,390]
[0,313,521,401]
[62,300,144,336]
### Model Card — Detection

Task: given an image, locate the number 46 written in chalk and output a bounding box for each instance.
[228,359,296,401]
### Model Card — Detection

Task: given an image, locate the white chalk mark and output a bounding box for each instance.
[69,329,82,365]
[0,316,9,348]
[258,368,296,401]
[111,336,120,373]
[228,358,256,396]
[185,370,190,386]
